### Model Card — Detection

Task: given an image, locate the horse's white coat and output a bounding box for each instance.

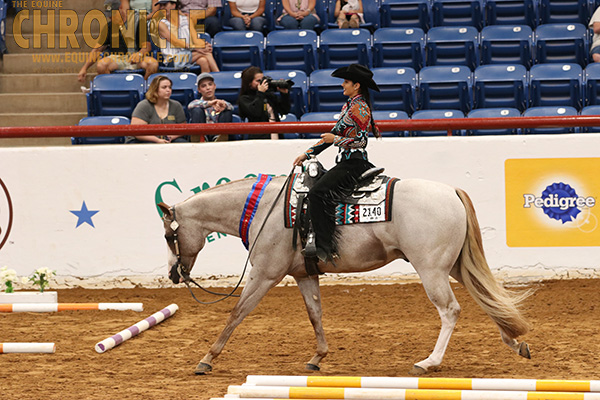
[160,176,530,374]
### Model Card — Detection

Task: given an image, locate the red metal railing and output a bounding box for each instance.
[1,116,600,140]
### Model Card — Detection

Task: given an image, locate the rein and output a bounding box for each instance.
[168,168,295,305]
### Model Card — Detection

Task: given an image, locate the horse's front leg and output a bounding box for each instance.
[195,269,283,375]
[294,275,328,371]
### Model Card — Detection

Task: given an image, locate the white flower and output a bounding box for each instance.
[0,267,17,282]
[21,277,29,285]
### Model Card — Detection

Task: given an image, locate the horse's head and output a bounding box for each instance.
[158,202,204,284]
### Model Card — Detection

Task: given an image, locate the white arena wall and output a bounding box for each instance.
[0,134,598,288]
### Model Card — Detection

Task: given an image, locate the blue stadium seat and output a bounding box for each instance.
[300,111,339,139]
[529,63,583,110]
[372,110,410,136]
[73,116,129,145]
[410,109,465,136]
[579,105,600,133]
[318,28,372,69]
[431,0,484,30]
[213,31,264,71]
[88,73,145,118]
[480,25,534,68]
[425,26,479,70]
[484,0,538,27]
[279,113,302,139]
[210,70,242,114]
[372,27,425,70]
[522,106,578,133]
[265,30,318,74]
[0,1,6,54]
[326,0,380,31]
[473,64,528,111]
[538,0,590,25]
[262,69,308,117]
[380,0,431,31]
[371,67,417,114]
[147,72,197,112]
[534,23,589,67]
[417,65,473,113]
[466,107,521,135]
[308,69,345,112]
[585,62,600,106]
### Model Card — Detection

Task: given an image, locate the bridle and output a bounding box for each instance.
[164,206,243,304]
[164,167,295,305]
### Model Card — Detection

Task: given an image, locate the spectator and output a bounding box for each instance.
[188,72,234,141]
[238,66,291,139]
[334,0,363,29]
[129,75,189,143]
[77,0,158,82]
[276,0,319,30]
[228,0,267,32]
[153,0,219,72]
[179,0,223,37]
[590,6,600,62]
[120,0,153,13]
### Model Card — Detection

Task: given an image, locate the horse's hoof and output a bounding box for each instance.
[519,342,531,359]
[306,363,320,371]
[409,364,427,376]
[194,362,213,375]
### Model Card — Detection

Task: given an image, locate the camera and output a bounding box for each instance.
[262,76,295,91]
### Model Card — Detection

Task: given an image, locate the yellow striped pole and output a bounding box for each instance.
[245,375,600,392]
[228,385,600,399]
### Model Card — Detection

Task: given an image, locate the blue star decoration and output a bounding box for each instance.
[70,201,99,228]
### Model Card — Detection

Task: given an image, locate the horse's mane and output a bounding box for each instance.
[180,175,286,204]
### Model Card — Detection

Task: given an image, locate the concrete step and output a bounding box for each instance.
[0,72,97,93]
[2,52,89,74]
[0,93,88,113]
[6,32,95,53]
[0,112,86,127]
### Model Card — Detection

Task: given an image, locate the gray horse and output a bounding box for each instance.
[158,174,531,375]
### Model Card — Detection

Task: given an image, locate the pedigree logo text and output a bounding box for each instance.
[505,158,599,247]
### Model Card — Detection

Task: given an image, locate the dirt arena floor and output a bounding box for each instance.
[2,278,600,399]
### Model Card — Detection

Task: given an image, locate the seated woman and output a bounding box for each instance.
[153,0,219,73]
[128,75,188,143]
[276,0,319,30]
[334,0,363,28]
[228,0,267,32]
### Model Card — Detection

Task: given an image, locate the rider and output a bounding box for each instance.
[293,63,381,262]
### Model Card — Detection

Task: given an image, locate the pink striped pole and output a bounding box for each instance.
[95,304,178,353]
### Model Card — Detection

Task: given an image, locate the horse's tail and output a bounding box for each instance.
[455,188,531,338]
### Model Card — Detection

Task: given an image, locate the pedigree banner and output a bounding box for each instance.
[505,158,599,247]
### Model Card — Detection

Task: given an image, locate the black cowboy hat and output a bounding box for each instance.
[331,64,380,92]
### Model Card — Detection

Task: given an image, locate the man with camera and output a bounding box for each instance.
[238,66,293,140]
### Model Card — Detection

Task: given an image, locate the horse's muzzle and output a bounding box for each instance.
[169,262,191,284]
[169,263,182,284]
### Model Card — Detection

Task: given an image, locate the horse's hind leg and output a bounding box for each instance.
[411,272,461,375]
[294,275,328,371]
[450,266,531,360]
[195,269,283,375]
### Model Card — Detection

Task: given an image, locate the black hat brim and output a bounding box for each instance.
[331,66,380,92]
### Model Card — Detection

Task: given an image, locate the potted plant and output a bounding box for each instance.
[0,266,58,303]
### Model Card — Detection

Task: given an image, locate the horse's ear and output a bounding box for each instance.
[157,202,172,218]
